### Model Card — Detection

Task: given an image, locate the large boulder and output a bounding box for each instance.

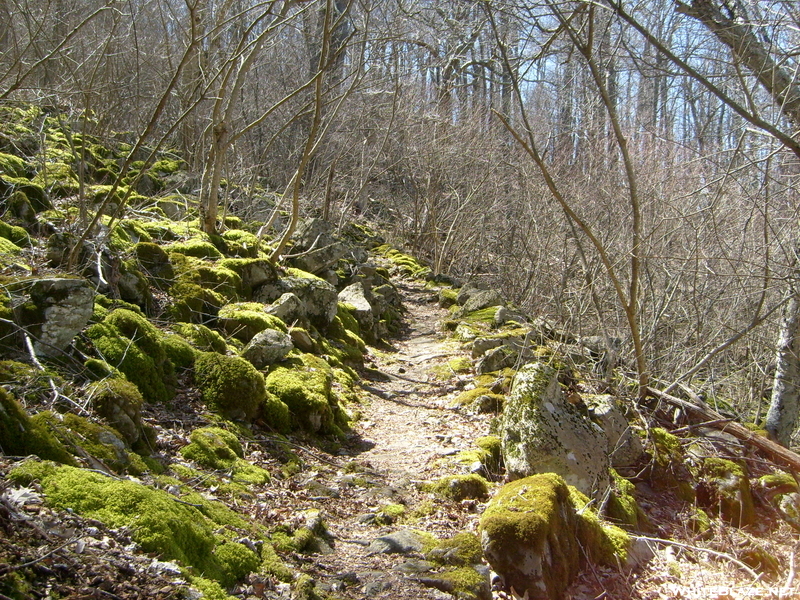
[586,395,645,469]
[241,329,293,369]
[500,363,609,498]
[9,277,94,357]
[460,289,504,314]
[289,242,349,275]
[338,282,374,337]
[254,276,338,329]
[480,474,582,600]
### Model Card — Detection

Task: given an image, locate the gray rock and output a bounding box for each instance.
[456,281,490,306]
[476,346,516,374]
[500,362,610,498]
[587,394,645,468]
[460,289,504,313]
[228,258,277,290]
[338,282,374,335]
[290,242,348,275]
[266,292,305,327]
[392,560,435,575]
[495,306,528,326]
[471,338,504,359]
[254,276,338,328]
[10,277,94,357]
[366,530,426,555]
[292,218,336,251]
[289,327,316,352]
[241,329,293,369]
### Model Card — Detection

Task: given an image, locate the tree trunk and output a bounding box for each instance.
[766,291,800,446]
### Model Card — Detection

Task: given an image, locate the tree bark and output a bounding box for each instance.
[766,291,800,446]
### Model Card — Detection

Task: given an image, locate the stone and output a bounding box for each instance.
[338,282,374,335]
[254,277,338,328]
[366,530,426,555]
[500,362,610,498]
[456,281,490,306]
[494,306,528,326]
[292,218,336,251]
[10,277,94,357]
[586,395,645,468]
[471,338,504,359]
[265,292,305,326]
[479,474,581,600]
[695,457,755,527]
[460,289,504,314]
[241,329,293,369]
[290,327,316,353]
[289,242,349,275]
[476,346,517,374]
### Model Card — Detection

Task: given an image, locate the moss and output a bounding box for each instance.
[606,469,644,528]
[86,377,144,443]
[260,542,293,581]
[161,333,198,369]
[221,229,261,258]
[426,532,483,566]
[8,462,259,588]
[265,353,340,433]
[448,356,472,373]
[0,387,75,464]
[688,507,711,533]
[0,220,31,247]
[170,254,242,302]
[86,309,176,403]
[167,239,223,259]
[697,457,755,527]
[375,503,406,525]
[168,281,226,324]
[134,242,174,288]
[323,313,367,364]
[189,577,236,600]
[0,176,48,211]
[424,474,489,501]
[374,244,430,278]
[457,435,502,475]
[172,322,229,354]
[461,307,500,324]
[439,288,459,308]
[180,427,243,469]
[436,567,487,598]
[569,487,630,565]
[650,427,683,466]
[0,151,28,177]
[218,302,287,342]
[0,236,21,256]
[194,353,269,422]
[758,471,798,498]
[452,387,504,411]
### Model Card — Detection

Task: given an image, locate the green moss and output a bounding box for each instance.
[218,302,287,342]
[0,220,30,247]
[0,387,75,464]
[161,333,198,368]
[0,151,28,177]
[0,176,48,211]
[167,239,223,259]
[172,322,229,354]
[436,567,486,598]
[569,487,630,565]
[452,387,504,411]
[221,229,261,258]
[457,436,502,475]
[0,236,21,255]
[650,428,683,466]
[189,577,236,600]
[7,462,259,588]
[374,244,430,278]
[375,503,406,525]
[462,307,500,324]
[688,507,711,533]
[606,469,643,528]
[181,427,243,469]
[426,532,482,566]
[86,377,145,443]
[697,457,755,527]
[260,542,293,581]
[439,288,459,308]
[86,309,176,403]
[194,353,270,422]
[265,353,340,433]
[423,474,489,501]
[448,356,473,373]
[168,281,225,324]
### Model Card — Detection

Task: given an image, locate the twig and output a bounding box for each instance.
[172,498,203,508]
[0,537,81,575]
[786,547,796,589]
[250,436,342,468]
[671,419,734,435]
[638,535,761,580]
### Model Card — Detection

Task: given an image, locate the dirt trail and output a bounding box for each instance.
[305,282,491,600]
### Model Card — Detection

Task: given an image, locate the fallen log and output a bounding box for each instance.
[646,386,800,473]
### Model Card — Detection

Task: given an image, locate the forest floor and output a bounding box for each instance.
[2,278,800,600]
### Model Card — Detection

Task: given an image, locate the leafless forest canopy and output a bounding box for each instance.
[2,0,800,423]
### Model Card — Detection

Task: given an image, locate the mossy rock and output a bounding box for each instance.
[86,309,176,403]
[606,469,647,529]
[265,353,342,434]
[134,242,175,289]
[480,473,629,599]
[452,387,504,413]
[161,333,198,369]
[172,322,228,354]
[0,387,75,464]
[180,426,243,469]
[426,532,483,566]
[7,461,260,588]
[695,457,755,527]
[0,220,30,247]
[36,411,147,474]
[86,378,145,446]
[457,436,503,476]
[646,428,695,501]
[424,474,489,501]
[0,151,28,177]
[218,302,287,343]
[0,175,49,212]
[194,352,277,423]
[221,229,262,258]
[167,239,223,259]
[168,281,226,324]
